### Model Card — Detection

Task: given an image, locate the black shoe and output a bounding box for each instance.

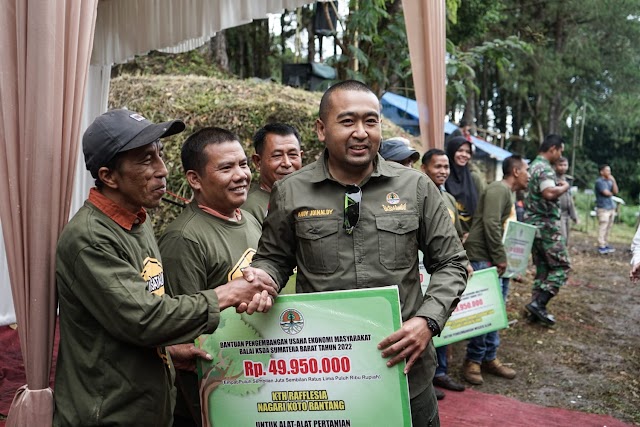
[525,291,556,325]
[525,312,539,323]
[433,374,465,391]
[435,388,445,400]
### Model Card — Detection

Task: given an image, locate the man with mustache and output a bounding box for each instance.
[243,123,303,225]
[54,112,276,426]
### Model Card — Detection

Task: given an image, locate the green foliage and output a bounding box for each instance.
[224,19,272,79]
[446,35,530,106]
[446,0,461,24]
[573,191,593,216]
[618,203,640,229]
[443,0,640,187]
[568,151,598,190]
[581,114,640,200]
[447,0,503,47]
[326,0,412,95]
[575,191,639,229]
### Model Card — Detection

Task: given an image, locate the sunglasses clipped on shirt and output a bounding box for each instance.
[343,184,362,234]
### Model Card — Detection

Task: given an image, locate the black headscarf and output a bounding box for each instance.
[444,136,479,216]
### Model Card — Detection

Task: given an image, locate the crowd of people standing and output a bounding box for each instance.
[52,80,630,427]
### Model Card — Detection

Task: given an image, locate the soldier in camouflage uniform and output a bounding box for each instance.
[523,134,571,325]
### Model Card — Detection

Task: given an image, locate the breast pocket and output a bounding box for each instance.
[375,213,419,269]
[295,218,341,274]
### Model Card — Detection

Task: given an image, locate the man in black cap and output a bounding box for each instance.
[54,109,277,426]
[379,137,420,168]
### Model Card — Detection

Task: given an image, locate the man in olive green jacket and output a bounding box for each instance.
[250,81,468,426]
[462,155,529,385]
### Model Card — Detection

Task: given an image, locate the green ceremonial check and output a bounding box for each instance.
[432,267,508,347]
[419,256,508,348]
[195,287,412,427]
[502,220,537,279]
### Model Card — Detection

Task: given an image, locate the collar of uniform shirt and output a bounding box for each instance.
[88,187,146,230]
[198,204,242,222]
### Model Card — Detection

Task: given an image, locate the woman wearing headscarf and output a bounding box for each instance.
[445,135,486,237]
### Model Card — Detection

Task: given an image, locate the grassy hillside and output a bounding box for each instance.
[109,75,416,233]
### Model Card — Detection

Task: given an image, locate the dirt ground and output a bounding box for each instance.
[444,230,640,425]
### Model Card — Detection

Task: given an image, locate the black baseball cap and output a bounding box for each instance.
[83,109,186,178]
[379,138,420,162]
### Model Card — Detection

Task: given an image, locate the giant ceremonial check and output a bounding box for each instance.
[502,220,537,279]
[432,268,507,347]
[418,257,507,348]
[195,287,411,427]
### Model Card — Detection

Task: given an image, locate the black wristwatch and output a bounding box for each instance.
[425,317,440,336]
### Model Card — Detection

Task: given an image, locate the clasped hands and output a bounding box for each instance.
[213,266,278,315]
[169,267,279,372]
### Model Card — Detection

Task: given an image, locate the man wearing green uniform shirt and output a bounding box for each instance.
[243,123,304,225]
[420,148,463,239]
[462,155,529,385]
[250,80,469,426]
[54,111,276,426]
[523,134,571,325]
[420,148,466,400]
[159,127,271,426]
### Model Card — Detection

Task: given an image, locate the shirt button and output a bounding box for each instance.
[357,258,363,263]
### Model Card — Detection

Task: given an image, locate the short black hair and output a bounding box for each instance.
[253,123,301,155]
[181,127,240,175]
[502,154,525,177]
[557,156,568,163]
[421,148,447,167]
[319,80,377,121]
[539,134,564,153]
[599,164,610,172]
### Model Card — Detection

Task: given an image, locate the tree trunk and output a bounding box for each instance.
[548,91,562,134]
[280,12,287,56]
[307,14,316,62]
[210,32,229,72]
[463,90,476,130]
[548,9,566,135]
[495,69,508,147]
[257,19,270,78]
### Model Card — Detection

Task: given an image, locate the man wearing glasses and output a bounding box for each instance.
[250,80,468,426]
